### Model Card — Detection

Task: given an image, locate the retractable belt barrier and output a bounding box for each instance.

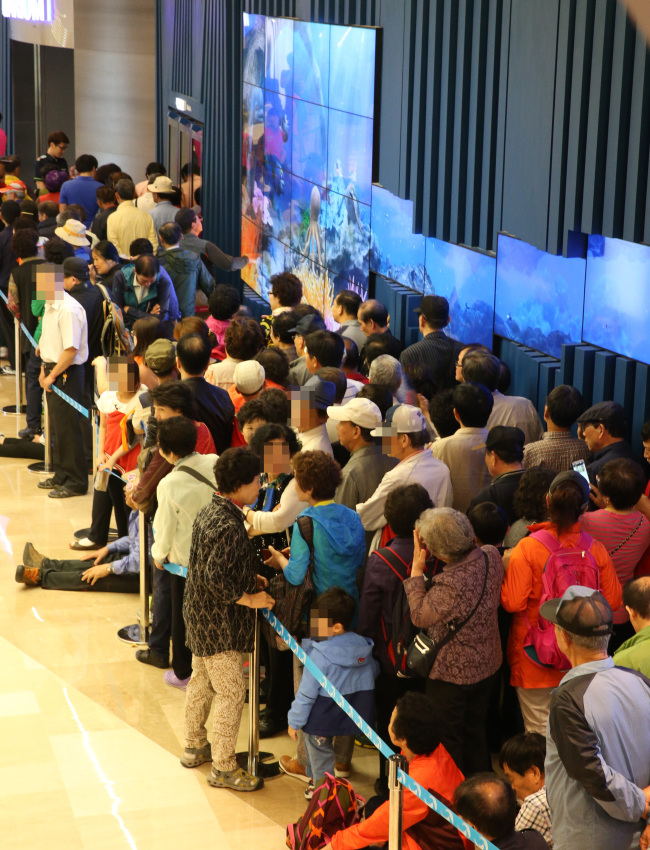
[260,607,499,850]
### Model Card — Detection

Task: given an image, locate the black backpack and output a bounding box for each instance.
[374,546,440,678]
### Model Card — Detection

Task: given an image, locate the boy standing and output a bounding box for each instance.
[499,733,553,847]
[287,588,378,799]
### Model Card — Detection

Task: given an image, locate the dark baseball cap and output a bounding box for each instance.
[288,314,326,338]
[576,401,626,433]
[62,256,90,281]
[485,425,525,455]
[549,469,591,507]
[144,339,176,375]
[414,295,450,327]
[298,375,336,410]
[540,586,613,637]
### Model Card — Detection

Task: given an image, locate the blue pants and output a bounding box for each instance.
[304,734,335,783]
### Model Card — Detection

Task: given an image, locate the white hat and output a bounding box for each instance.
[371,404,426,437]
[148,175,174,194]
[234,360,265,394]
[55,218,90,247]
[326,397,382,430]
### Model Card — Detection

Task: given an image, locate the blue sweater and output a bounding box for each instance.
[288,631,378,736]
[283,502,366,616]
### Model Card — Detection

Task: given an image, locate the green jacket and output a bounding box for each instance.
[159,247,213,318]
[613,624,650,678]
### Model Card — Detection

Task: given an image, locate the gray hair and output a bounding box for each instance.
[559,628,610,653]
[369,354,402,394]
[416,507,477,563]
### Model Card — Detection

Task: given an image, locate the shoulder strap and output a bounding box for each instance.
[374,547,411,580]
[530,529,562,553]
[177,465,215,490]
[296,515,315,573]
[609,517,644,556]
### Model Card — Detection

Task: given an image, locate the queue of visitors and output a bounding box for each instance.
[3,142,650,850]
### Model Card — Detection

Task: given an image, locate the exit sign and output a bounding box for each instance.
[2,0,54,21]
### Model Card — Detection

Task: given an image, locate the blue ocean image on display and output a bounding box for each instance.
[424,237,496,349]
[583,236,650,365]
[265,17,293,97]
[329,25,376,118]
[327,110,373,207]
[291,98,328,188]
[243,13,265,88]
[264,89,292,170]
[291,175,327,267]
[494,234,586,359]
[323,191,370,290]
[370,185,425,292]
[262,160,291,246]
[293,21,330,107]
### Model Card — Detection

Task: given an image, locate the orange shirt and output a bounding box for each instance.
[501,521,623,688]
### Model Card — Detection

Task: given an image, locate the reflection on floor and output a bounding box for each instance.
[0,379,378,848]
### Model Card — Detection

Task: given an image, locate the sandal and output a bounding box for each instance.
[180,743,212,768]
[206,766,264,792]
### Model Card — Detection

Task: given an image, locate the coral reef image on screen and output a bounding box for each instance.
[583,236,650,365]
[424,237,496,350]
[494,234,586,359]
[242,15,375,325]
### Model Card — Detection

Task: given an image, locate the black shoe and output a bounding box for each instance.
[135,649,169,669]
[38,477,57,490]
[259,715,287,739]
[19,426,41,439]
[49,487,85,499]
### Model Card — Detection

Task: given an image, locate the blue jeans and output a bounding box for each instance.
[304,734,335,783]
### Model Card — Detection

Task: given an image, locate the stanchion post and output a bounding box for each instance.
[388,753,408,850]
[91,407,99,476]
[14,319,22,412]
[139,517,150,641]
[247,614,261,776]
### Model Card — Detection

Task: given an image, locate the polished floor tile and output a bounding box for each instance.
[0,379,379,848]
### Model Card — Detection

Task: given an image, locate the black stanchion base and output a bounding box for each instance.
[75,526,118,540]
[27,461,51,474]
[117,623,149,646]
[235,751,282,779]
[2,404,26,416]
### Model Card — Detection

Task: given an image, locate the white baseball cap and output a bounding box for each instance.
[234,360,265,394]
[326,398,382,430]
[371,404,426,437]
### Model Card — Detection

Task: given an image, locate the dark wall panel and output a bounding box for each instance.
[0,17,13,153]
[500,0,559,249]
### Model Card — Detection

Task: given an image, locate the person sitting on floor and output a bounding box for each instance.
[16,510,140,592]
[329,692,467,850]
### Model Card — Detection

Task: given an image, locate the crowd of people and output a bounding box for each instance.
[3,137,650,850]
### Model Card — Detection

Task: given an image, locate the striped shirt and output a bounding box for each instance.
[516,787,553,847]
[523,431,591,472]
[580,509,650,623]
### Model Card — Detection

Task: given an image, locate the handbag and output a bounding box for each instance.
[405,551,489,678]
[262,515,316,651]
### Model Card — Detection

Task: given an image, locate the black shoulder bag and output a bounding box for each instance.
[405,551,489,678]
[262,515,317,651]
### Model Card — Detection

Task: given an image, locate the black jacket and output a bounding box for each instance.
[38,218,58,239]
[68,281,104,361]
[468,468,527,525]
[0,225,15,290]
[183,376,234,454]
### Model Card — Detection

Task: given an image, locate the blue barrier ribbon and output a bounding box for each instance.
[261,607,498,850]
[0,292,91,419]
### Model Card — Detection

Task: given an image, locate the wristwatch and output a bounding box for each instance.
[106,563,114,574]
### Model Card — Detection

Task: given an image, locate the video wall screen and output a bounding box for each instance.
[424,237,496,350]
[242,15,376,326]
[583,235,650,366]
[494,233,586,359]
[370,185,426,292]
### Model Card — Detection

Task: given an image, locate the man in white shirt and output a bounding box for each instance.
[431,382,493,512]
[461,349,544,444]
[36,264,89,498]
[152,416,217,689]
[357,404,453,536]
[291,375,335,455]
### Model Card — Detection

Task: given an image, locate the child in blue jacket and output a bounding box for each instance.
[288,588,379,798]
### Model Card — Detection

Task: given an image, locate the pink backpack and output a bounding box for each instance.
[523,529,601,671]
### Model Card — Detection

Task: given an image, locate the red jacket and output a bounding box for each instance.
[330,745,468,850]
